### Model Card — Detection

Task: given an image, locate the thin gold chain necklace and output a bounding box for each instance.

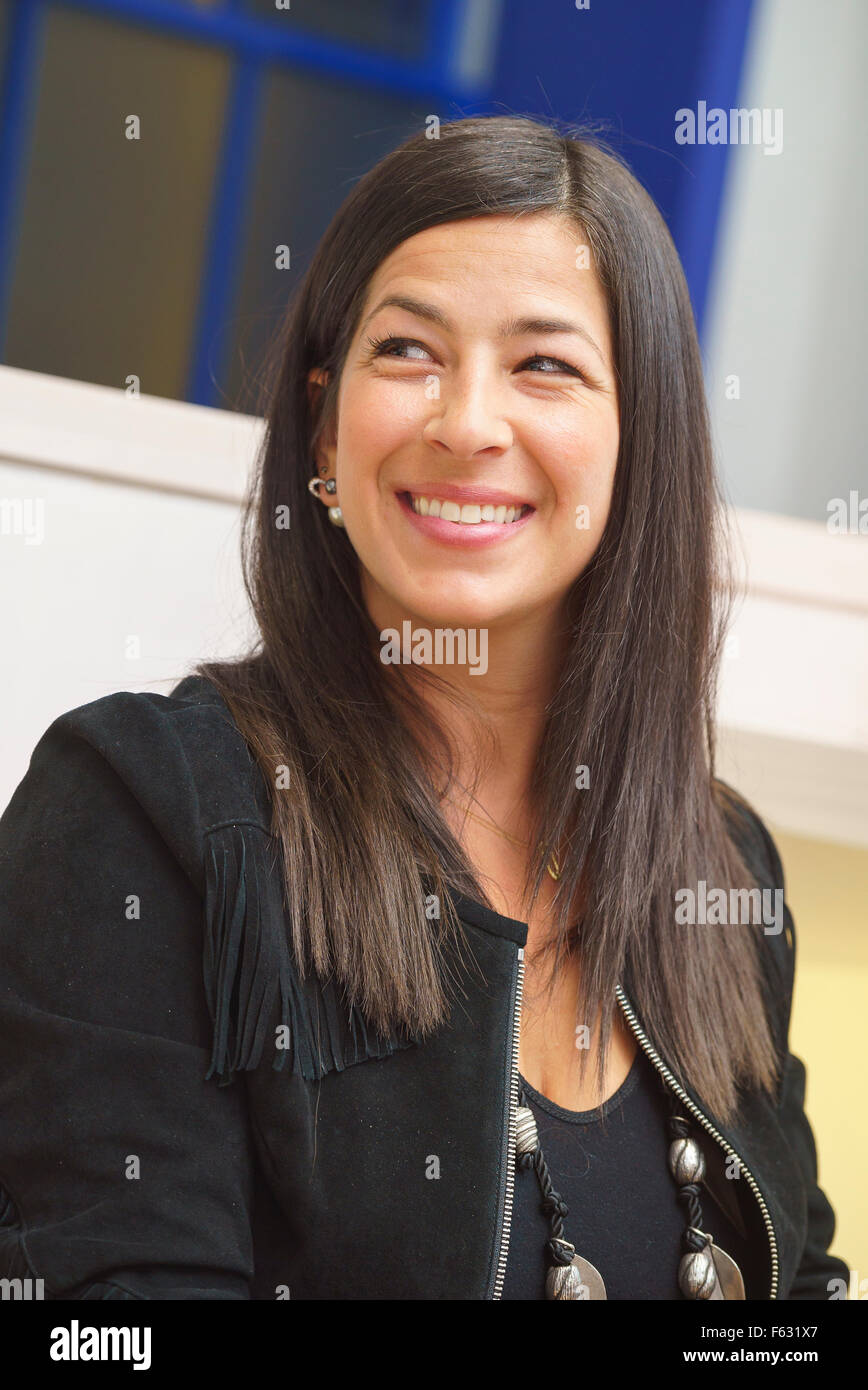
[455,802,561,882]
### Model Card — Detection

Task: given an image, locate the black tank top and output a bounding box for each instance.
[501,1050,763,1299]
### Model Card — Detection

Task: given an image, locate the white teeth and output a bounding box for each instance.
[408,494,526,524]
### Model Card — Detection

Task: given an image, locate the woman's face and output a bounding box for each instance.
[310,212,620,634]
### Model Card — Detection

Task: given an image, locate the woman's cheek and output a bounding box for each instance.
[339,402,415,481]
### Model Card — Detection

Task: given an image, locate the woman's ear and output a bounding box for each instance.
[306,366,329,404]
[306,368,338,498]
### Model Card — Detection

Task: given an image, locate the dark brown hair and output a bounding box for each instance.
[196,113,779,1124]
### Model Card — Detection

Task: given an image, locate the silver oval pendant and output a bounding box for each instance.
[546,1254,607,1300]
[709,1241,746,1300]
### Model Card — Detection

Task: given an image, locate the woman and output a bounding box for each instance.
[0,114,848,1301]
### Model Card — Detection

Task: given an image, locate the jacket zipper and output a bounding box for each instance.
[615,983,779,1300]
[489,953,779,1299]
[490,945,525,1299]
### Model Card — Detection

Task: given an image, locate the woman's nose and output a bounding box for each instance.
[421,368,514,461]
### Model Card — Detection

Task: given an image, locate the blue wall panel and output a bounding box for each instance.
[489,0,756,342]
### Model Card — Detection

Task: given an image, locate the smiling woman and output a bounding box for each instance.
[0,114,848,1303]
[306,213,619,609]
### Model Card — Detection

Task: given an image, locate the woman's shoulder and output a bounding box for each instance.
[2,673,272,892]
[713,776,787,895]
[36,673,256,779]
[712,775,797,1060]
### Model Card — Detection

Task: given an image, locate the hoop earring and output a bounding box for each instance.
[307,475,345,527]
[307,475,336,497]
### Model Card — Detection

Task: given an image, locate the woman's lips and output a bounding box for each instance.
[394,490,535,548]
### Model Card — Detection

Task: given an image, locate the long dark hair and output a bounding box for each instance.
[196,113,779,1124]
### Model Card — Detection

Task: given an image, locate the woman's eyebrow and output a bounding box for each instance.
[360,294,606,363]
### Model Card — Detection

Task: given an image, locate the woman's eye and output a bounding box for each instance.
[521,354,583,376]
[366,335,431,361]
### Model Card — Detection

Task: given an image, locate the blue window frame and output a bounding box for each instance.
[0,0,499,406]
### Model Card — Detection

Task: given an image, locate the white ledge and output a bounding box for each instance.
[0,364,262,503]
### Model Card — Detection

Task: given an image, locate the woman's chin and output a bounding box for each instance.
[383,596,519,632]
[360,566,543,637]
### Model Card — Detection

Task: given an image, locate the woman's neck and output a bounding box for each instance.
[367,590,569,842]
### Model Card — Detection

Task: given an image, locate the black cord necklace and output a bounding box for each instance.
[515,1080,747,1300]
[443,815,747,1299]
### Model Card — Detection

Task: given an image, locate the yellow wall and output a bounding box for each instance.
[771,826,867,1296]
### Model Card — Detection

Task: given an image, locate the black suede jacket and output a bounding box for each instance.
[0,675,850,1300]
